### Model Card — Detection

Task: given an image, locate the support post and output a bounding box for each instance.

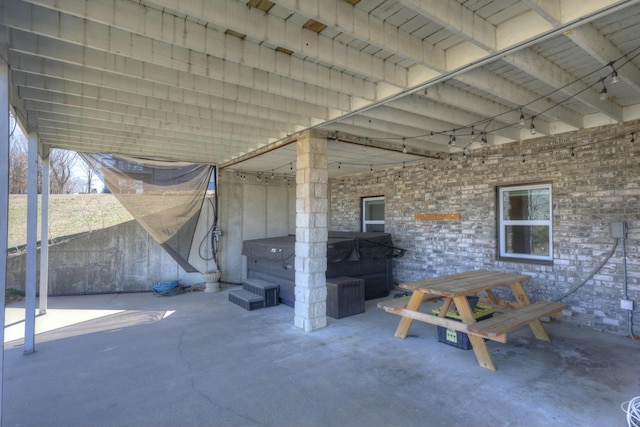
[24,132,39,354]
[0,32,11,425]
[294,131,328,332]
[39,147,50,314]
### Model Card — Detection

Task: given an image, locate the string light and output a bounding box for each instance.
[402,138,407,153]
[599,77,608,101]
[632,133,636,143]
[519,108,525,126]
[571,147,575,157]
[521,154,526,163]
[609,62,620,84]
[530,117,536,135]
[363,138,368,151]
[430,131,434,139]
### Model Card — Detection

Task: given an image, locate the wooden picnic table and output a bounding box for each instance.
[378,270,566,370]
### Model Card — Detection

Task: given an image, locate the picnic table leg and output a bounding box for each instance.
[454,295,496,371]
[394,291,424,338]
[509,281,551,342]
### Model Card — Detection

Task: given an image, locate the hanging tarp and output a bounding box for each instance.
[79,153,213,272]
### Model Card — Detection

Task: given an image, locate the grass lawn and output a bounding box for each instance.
[8,194,133,251]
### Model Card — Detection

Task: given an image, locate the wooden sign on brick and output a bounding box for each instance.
[415,213,461,221]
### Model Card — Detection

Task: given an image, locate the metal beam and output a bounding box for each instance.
[24,131,38,355]
[0,25,10,425]
[39,146,50,314]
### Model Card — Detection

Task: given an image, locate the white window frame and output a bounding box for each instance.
[362,196,384,232]
[498,183,553,262]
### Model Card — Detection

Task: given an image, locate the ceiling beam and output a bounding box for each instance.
[11,68,305,134]
[502,48,623,122]
[272,0,447,73]
[566,24,640,95]
[456,68,584,129]
[6,29,346,121]
[388,95,522,141]
[5,0,376,105]
[15,0,408,90]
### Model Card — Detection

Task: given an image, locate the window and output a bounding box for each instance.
[362,196,384,232]
[498,183,552,262]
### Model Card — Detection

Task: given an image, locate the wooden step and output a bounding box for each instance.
[467,301,566,338]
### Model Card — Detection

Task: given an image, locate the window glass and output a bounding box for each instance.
[498,184,552,262]
[362,196,384,232]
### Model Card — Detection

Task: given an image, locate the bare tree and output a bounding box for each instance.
[49,149,77,194]
[8,114,28,194]
[78,157,97,193]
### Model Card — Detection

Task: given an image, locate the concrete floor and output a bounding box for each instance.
[2,288,639,427]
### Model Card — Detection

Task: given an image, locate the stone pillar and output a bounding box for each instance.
[294,131,328,331]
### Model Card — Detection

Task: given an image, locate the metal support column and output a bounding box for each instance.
[24,132,39,355]
[39,147,50,314]
[0,30,11,426]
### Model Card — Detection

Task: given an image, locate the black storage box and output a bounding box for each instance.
[326,276,365,319]
[433,304,496,350]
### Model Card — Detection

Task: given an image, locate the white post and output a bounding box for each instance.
[0,32,11,424]
[39,147,50,314]
[24,132,39,354]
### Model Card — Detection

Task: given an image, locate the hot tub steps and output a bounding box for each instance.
[228,279,280,311]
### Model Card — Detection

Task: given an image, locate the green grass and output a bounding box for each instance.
[8,194,133,251]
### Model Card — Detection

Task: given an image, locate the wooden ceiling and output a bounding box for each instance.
[2,0,640,176]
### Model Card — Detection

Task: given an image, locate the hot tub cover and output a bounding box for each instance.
[242,232,402,264]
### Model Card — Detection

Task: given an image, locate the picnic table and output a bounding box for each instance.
[378,270,566,370]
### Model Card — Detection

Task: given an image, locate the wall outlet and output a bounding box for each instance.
[621,299,634,310]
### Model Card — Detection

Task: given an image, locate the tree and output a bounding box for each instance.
[8,114,28,194]
[8,112,81,194]
[49,149,78,194]
[78,157,97,193]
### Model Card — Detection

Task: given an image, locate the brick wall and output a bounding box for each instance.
[330,121,640,336]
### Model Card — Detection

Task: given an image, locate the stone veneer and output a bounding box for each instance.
[330,121,639,336]
[294,132,328,331]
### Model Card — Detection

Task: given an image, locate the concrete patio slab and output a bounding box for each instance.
[3,289,639,427]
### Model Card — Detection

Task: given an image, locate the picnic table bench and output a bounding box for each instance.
[377,270,566,370]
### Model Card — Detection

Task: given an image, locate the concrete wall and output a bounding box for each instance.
[6,170,297,294]
[217,170,296,284]
[330,121,640,336]
[7,220,204,294]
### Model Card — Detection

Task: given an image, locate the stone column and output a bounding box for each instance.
[294,131,328,331]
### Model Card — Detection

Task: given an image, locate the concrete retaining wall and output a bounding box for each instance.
[7,220,204,294]
[330,121,640,336]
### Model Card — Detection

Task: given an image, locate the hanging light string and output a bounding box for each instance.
[347,46,640,150]
[230,125,639,179]
[229,47,640,178]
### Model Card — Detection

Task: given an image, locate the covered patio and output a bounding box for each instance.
[2,1,640,425]
[3,290,637,426]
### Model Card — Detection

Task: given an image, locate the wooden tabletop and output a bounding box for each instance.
[399,270,531,297]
